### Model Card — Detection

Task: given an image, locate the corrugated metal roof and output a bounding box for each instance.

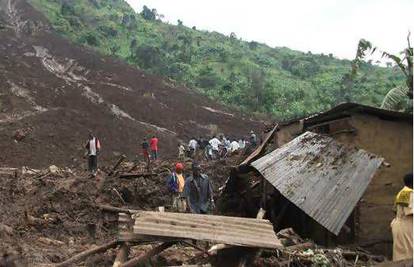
[281,102,412,126]
[131,211,282,248]
[251,131,383,235]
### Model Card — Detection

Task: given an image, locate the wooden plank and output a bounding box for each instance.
[134,216,274,236]
[133,226,278,248]
[239,124,279,166]
[133,211,271,225]
[131,211,281,249]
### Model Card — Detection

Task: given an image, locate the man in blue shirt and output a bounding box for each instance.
[184,161,214,214]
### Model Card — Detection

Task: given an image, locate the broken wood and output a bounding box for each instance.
[127,163,139,173]
[96,204,139,214]
[24,211,45,226]
[112,243,129,267]
[55,240,119,267]
[121,242,175,267]
[285,242,314,250]
[239,124,278,167]
[119,172,155,179]
[207,244,231,255]
[38,237,65,246]
[112,188,127,205]
[109,155,126,176]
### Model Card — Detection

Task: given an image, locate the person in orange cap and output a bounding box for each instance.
[166,162,187,212]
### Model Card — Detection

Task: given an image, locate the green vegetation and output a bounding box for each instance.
[29,0,406,119]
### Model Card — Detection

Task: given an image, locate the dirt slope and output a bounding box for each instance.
[0,0,262,168]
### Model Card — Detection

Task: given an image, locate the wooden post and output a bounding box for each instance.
[121,242,175,267]
[112,243,129,267]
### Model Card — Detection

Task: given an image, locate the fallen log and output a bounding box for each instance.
[119,173,155,179]
[121,242,175,267]
[113,243,129,267]
[55,240,119,267]
[96,204,140,214]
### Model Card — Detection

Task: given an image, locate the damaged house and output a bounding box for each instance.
[221,103,412,257]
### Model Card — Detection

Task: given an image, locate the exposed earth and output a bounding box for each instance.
[0,0,262,168]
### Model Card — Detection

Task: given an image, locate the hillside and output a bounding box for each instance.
[0,0,260,168]
[28,0,405,119]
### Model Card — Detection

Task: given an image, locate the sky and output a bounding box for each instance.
[125,0,413,61]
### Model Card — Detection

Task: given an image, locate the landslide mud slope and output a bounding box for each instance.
[0,0,261,168]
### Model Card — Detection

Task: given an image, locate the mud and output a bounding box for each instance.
[0,0,263,168]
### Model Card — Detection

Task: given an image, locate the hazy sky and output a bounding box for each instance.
[125,0,413,61]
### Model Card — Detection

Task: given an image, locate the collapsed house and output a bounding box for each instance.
[276,103,413,255]
[221,103,412,258]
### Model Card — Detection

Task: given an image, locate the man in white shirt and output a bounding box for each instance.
[209,136,221,152]
[238,138,246,149]
[85,132,101,176]
[230,140,240,153]
[188,138,198,157]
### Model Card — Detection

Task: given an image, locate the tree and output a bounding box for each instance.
[110,45,120,55]
[249,41,259,50]
[79,32,99,46]
[353,33,413,111]
[61,2,75,16]
[248,68,265,111]
[141,5,156,21]
[132,44,163,70]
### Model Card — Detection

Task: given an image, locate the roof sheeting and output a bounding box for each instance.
[251,131,383,235]
[281,102,412,127]
[131,211,282,248]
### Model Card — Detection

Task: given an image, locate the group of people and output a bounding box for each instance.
[84,130,257,176]
[84,131,412,261]
[141,136,159,169]
[179,130,259,160]
[166,161,214,214]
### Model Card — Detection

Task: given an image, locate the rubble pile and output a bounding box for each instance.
[0,153,389,266]
[0,156,239,266]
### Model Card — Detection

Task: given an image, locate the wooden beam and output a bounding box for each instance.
[118,173,155,179]
[55,240,119,267]
[239,124,279,167]
[121,242,175,267]
[96,204,140,214]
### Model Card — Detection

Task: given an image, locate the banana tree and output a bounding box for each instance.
[353,33,413,111]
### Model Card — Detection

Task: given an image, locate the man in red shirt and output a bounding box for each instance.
[149,135,159,160]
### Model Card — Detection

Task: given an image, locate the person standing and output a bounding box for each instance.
[230,139,240,153]
[178,143,185,160]
[85,132,101,176]
[250,130,257,147]
[150,135,159,160]
[391,173,413,261]
[208,136,221,159]
[142,138,150,170]
[166,163,187,212]
[188,137,198,158]
[184,162,214,214]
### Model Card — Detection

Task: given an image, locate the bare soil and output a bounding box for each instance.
[0,0,263,168]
